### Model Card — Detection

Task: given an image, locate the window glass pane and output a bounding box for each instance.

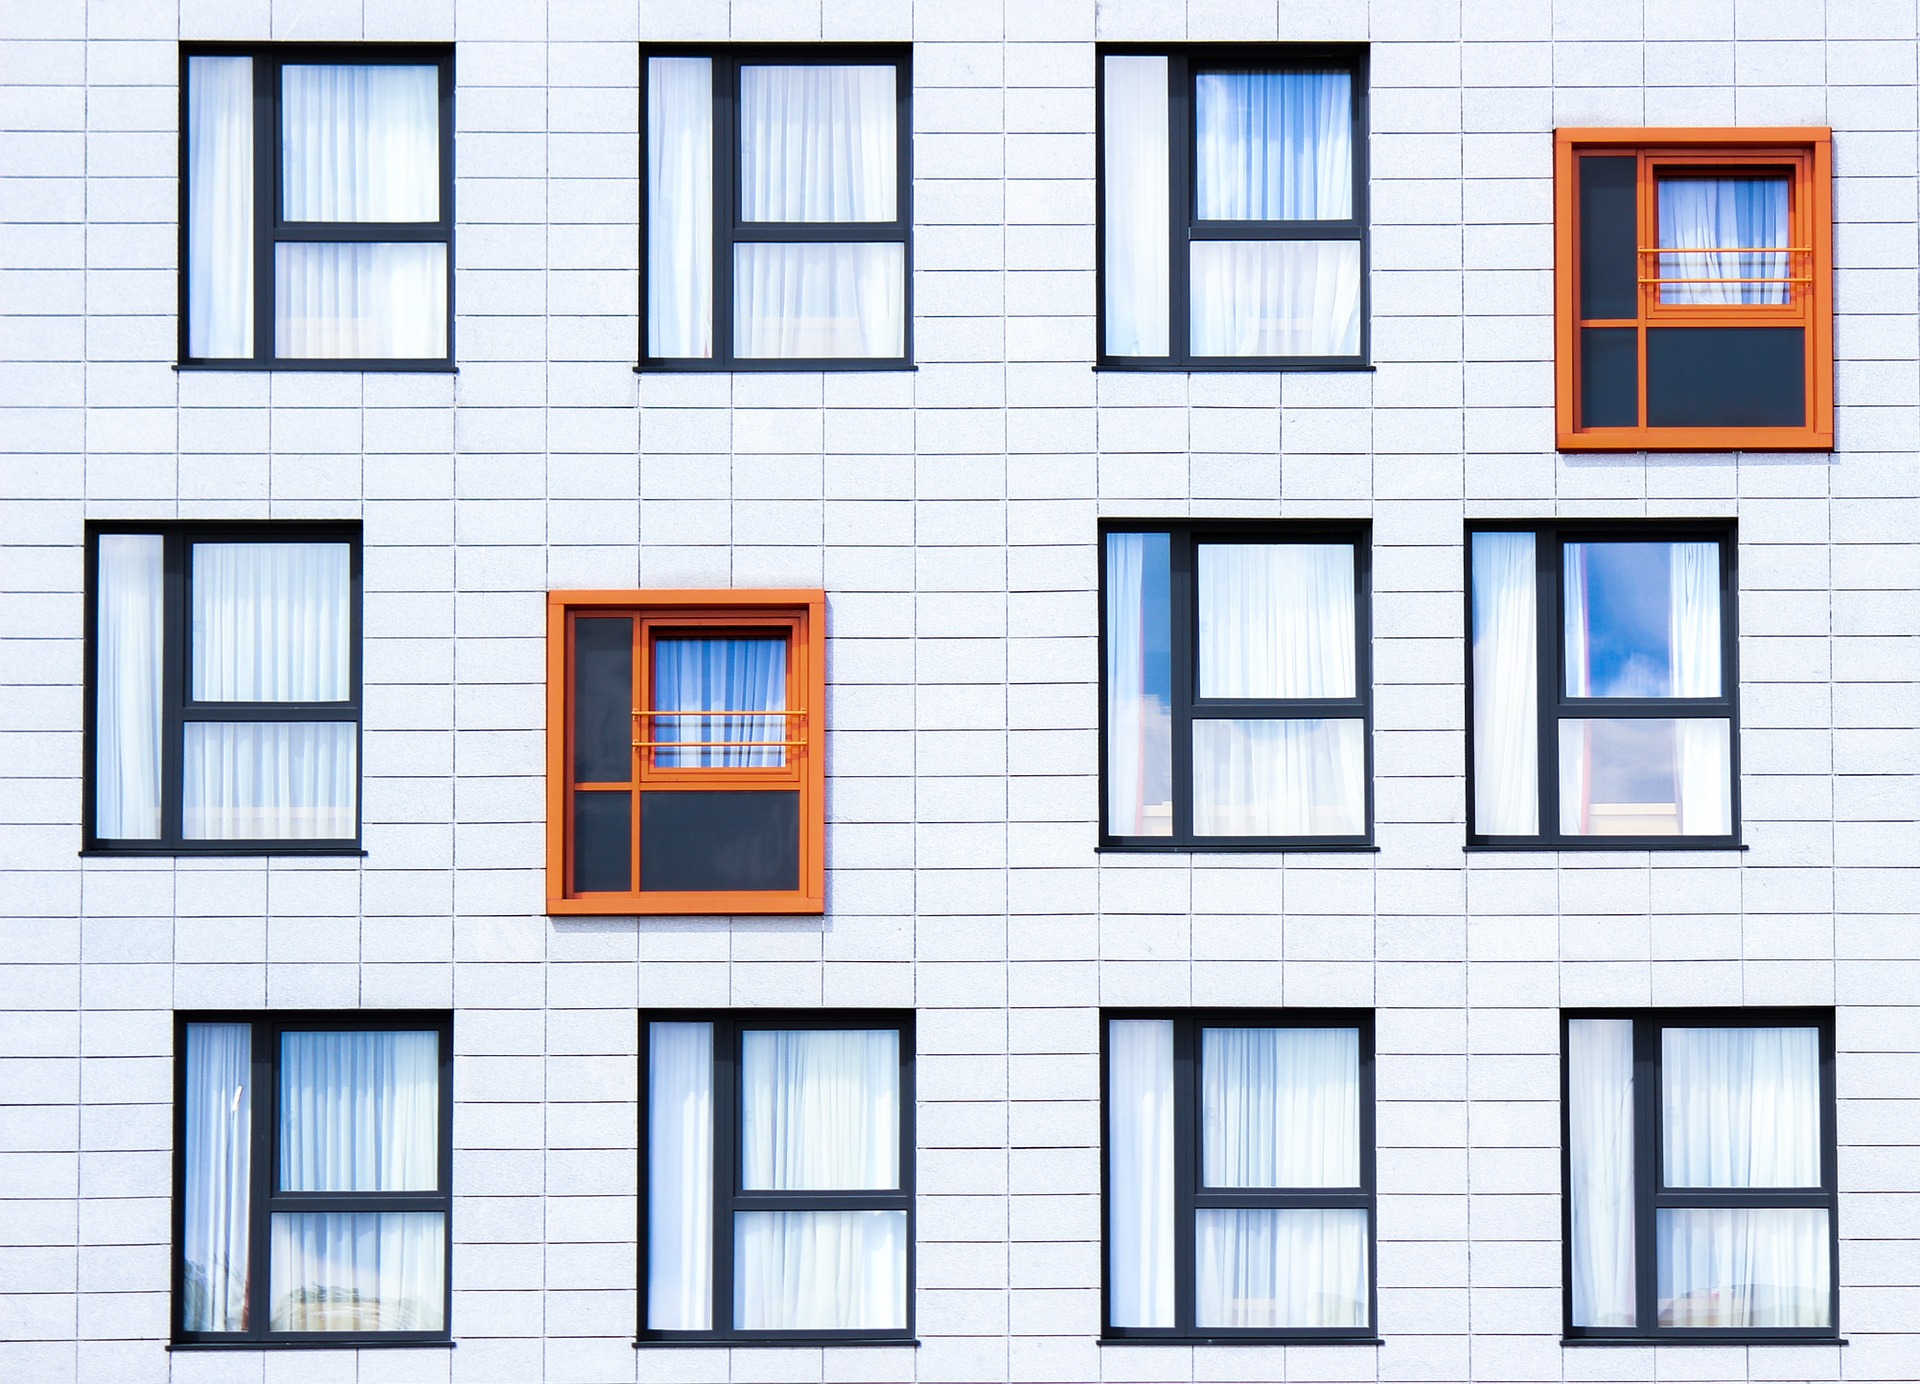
[278,1030,438,1192]
[740,1029,898,1190]
[573,617,634,783]
[1194,1207,1368,1329]
[274,242,447,359]
[183,721,357,839]
[1564,541,1721,699]
[1102,55,1170,356]
[1657,175,1790,305]
[1656,1207,1829,1328]
[1107,1019,1175,1328]
[1567,1019,1636,1327]
[738,65,896,222]
[96,534,165,840]
[186,55,254,358]
[1194,69,1352,220]
[268,1211,445,1331]
[647,56,713,358]
[572,789,632,892]
[1662,1027,1821,1188]
[732,241,905,358]
[1193,718,1365,837]
[648,1022,713,1331]
[282,65,439,222]
[652,635,788,768]
[1201,1027,1359,1188]
[1191,240,1361,356]
[191,542,351,702]
[1556,717,1730,837]
[732,1209,907,1330]
[1470,531,1538,837]
[1197,542,1355,698]
[1105,532,1172,836]
[182,1023,252,1333]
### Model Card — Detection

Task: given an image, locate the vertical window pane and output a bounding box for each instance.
[268,1211,446,1331]
[186,55,254,358]
[1564,541,1721,699]
[1106,1019,1175,1328]
[191,542,352,702]
[732,241,905,359]
[653,635,788,768]
[1656,1207,1829,1328]
[1557,717,1731,836]
[733,1209,907,1330]
[1657,176,1790,305]
[573,617,634,783]
[739,65,896,222]
[1102,55,1170,356]
[1197,542,1355,698]
[647,56,713,358]
[278,1030,438,1192]
[1105,531,1172,836]
[1194,69,1352,220]
[1662,1027,1821,1188]
[1201,1027,1359,1188]
[1191,718,1365,837]
[95,534,165,840]
[1470,531,1538,836]
[1194,1207,1368,1328]
[648,1022,713,1331]
[182,1023,252,1333]
[1567,1019,1636,1328]
[182,722,357,839]
[740,1029,899,1190]
[1190,240,1361,357]
[281,65,440,222]
[274,242,448,359]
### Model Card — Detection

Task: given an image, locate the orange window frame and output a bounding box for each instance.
[1554,127,1833,452]
[546,590,826,916]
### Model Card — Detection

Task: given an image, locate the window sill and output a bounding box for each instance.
[635,361,917,373]
[175,361,456,373]
[1094,360,1374,373]
[1562,1336,1844,1347]
[83,847,367,858]
[1100,1336,1383,1346]
[169,1339,453,1351]
[1464,841,1746,853]
[636,1338,918,1348]
[1099,843,1379,855]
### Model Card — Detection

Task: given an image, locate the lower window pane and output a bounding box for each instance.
[275,242,448,359]
[1192,718,1365,837]
[1190,240,1361,357]
[1194,1207,1369,1329]
[182,722,356,839]
[733,242,905,359]
[269,1211,446,1332]
[1656,1207,1830,1328]
[733,1209,907,1330]
[1557,718,1731,836]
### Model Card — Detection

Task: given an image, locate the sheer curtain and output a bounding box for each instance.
[1656,1207,1829,1327]
[647,57,713,358]
[1105,531,1172,836]
[95,533,164,839]
[1192,718,1365,836]
[1670,542,1730,834]
[1191,240,1360,357]
[270,1212,445,1332]
[276,242,446,359]
[653,636,788,768]
[1107,1019,1175,1328]
[1195,1207,1368,1328]
[1470,532,1537,836]
[186,55,254,358]
[184,723,356,839]
[1567,1018,1635,1327]
[734,242,904,358]
[1102,55,1170,356]
[648,1021,713,1330]
[1197,543,1354,698]
[1201,1027,1358,1187]
[1658,177,1790,305]
[182,1023,252,1333]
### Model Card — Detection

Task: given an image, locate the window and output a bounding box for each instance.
[546,590,825,914]
[1101,523,1372,849]
[642,46,912,370]
[180,46,454,368]
[1098,46,1368,369]
[1563,1011,1838,1340]
[85,523,361,854]
[640,1012,914,1342]
[1467,523,1738,848]
[173,1012,453,1346]
[1103,1011,1376,1341]
[1554,128,1833,450]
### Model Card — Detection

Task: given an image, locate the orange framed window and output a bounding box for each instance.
[546,590,825,915]
[1554,128,1832,452]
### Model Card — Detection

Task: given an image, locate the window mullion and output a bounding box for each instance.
[711,1018,738,1336]
[713,55,737,368]
[1168,52,1191,364]
[1169,531,1195,842]
[1632,1018,1660,1330]
[1171,1017,1198,1333]
[1536,528,1561,842]
[161,533,187,849]
[248,1018,275,1340]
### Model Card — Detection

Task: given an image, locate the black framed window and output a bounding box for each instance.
[639,1011,915,1343]
[641,46,913,371]
[1100,521,1373,850]
[179,45,455,369]
[1102,1010,1377,1342]
[1466,522,1739,848]
[172,1011,453,1347]
[84,522,362,855]
[1562,1009,1838,1342]
[1097,45,1369,370]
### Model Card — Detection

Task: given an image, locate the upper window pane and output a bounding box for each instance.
[652,635,788,768]
[281,65,439,222]
[191,542,352,702]
[1656,175,1790,305]
[1564,541,1722,698]
[1197,542,1355,698]
[738,64,897,222]
[740,1029,900,1190]
[1661,1027,1821,1188]
[1201,1026,1359,1188]
[1194,69,1352,221]
[278,1029,440,1192]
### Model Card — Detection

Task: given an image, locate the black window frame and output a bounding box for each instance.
[82,520,364,856]
[1559,1008,1840,1344]
[170,1010,455,1350]
[637,1009,917,1345]
[1464,519,1742,851]
[1095,43,1371,372]
[1098,519,1375,852]
[638,44,915,373]
[176,43,457,372]
[1099,1008,1379,1344]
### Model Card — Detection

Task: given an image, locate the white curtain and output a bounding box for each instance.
[1562,543,1590,697]
[187,55,254,358]
[739,65,896,222]
[1656,1207,1829,1327]
[1197,542,1355,698]
[281,65,439,222]
[95,533,164,839]
[1191,240,1360,357]
[741,1029,898,1190]
[1657,177,1790,306]
[1567,1018,1636,1328]
[733,1209,907,1330]
[1194,70,1351,221]
[1105,531,1172,836]
[275,241,447,359]
[278,1030,438,1192]
[1470,532,1538,836]
[1662,1027,1820,1188]
[647,57,713,359]
[648,1021,713,1331]
[1201,1027,1359,1188]
[653,636,788,769]
[192,542,351,702]
[733,241,904,359]
[1102,55,1170,356]
[269,1211,445,1331]
[182,1023,252,1333]
[183,721,356,839]
[1107,1019,1174,1328]
[1670,542,1730,835]
[1194,1207,1368,1328]
[1191,718,1366,837]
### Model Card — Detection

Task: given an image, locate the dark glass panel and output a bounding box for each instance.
[640,791,799,892]
[1580,326,1638,428]
[573,790,632,893]
[1579,155,1638,321]
[1646,327,1805,428]
[573,617,633,783]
